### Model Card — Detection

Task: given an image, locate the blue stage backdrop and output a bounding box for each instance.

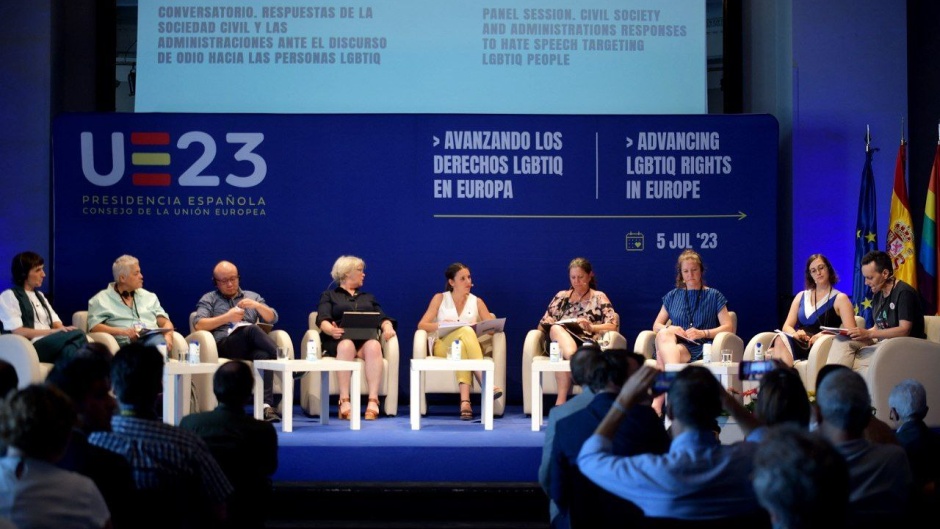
[52,113,778,403]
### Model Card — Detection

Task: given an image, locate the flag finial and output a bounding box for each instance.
[900,117,905,145]
[866,124,872,152]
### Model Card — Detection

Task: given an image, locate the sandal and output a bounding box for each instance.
[364,397,380,420]
[460,399,473,421]
[338,397,351,420]
[493,386,503,400]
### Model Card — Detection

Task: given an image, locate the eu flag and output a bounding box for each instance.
[854,148,879,327]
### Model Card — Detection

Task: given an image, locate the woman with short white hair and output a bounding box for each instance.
[317,255,396,420]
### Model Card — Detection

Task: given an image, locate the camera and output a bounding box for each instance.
[738,360,776,381]
[651,370,678,394]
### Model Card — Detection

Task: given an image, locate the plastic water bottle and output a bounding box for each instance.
[306,337,319,361]
[702,342,712,364]
[156,340,168,363]
[187,341,200,365]
[549,341,560,362]
[754,342,764,362]
[451,339,462,361]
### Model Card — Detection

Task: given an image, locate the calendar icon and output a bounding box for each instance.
[625,232,644,251]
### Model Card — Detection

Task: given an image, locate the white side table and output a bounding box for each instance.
[254,358,361,432]
[163,360,233,425]
[410,358,494,430]
[666,360,741,400]
[664,361,743,401]
[530,359,571,431]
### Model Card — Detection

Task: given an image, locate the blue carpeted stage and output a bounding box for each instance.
[273,404,545,484]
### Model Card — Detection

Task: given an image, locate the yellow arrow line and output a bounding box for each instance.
[434,212,747,220]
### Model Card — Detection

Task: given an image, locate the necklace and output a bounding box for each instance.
[685,288,702,328]
[569,288,590,304]
[812,286,833,327]
[811,286,832,309]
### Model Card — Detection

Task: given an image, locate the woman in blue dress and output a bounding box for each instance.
[770,254,857,366]
[651,250,732,414]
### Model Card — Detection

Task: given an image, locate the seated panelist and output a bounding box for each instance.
[193,260,281,423]
[650,249,732,414]
[0,251,87,363]
[87,254,175,348]
[537,257,618,407]
[417,262,502,421]
[770,253,856,366]
[826,250,925,373]
[317,255,396,421]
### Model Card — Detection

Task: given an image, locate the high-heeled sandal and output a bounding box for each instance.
[338,397,351,420]
[460,399,473,421]
[364,397,380,420]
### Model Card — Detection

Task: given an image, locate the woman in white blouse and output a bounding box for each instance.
[418,262,502,420]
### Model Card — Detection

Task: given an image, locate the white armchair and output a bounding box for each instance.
[634,311,743,367]
[72,310,120,353]
[412,315,506,417]
[743,315,866,392]
[521,314,627,416]
[299,312,399,417]
[0,334,54,388]
[186,311,293,412]
[72,310,187,356]
[865,316,940,427]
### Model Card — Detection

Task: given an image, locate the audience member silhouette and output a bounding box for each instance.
[46,343,135,528]
[888,378,939,517]
[539,342,597,527]
[752,423,849,529]
[0,360,17,398]
[88,342,232,528]
[0,359,16,456]
[815,368,912,526]
[0,384,111,529]
[579,365,769,525]
[180,360,278,529]
[813,364,898,444]
[729,365,811,442]
[550,349,668,529]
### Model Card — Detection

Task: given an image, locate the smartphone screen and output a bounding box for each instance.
[651,371,678,394]
[738,360,776,381]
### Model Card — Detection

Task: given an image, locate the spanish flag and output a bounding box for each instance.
[887,138,917,287]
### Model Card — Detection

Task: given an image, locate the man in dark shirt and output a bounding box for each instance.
[193,260,281,422]
[89,343,233,527]
[827,250,925,372]
[180,360,278,529]
[550,349,669,529]
[46,343,137,529]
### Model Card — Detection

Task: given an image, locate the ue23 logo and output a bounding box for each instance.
[80,131,266,188]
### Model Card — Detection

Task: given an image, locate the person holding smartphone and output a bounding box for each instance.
[577,365,765,523]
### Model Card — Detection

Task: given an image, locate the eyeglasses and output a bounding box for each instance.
[809,266,827,274]
[214,276,240,285]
